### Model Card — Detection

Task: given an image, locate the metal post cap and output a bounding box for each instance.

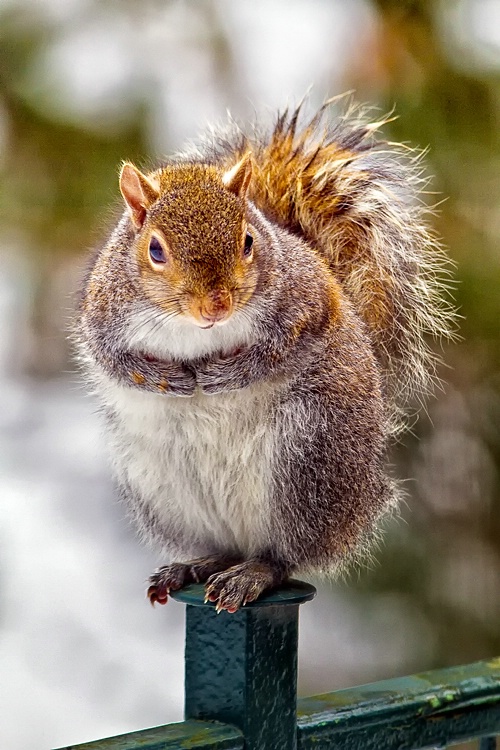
[171,578,317,608]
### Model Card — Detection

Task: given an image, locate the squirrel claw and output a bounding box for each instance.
[147,563,188,604]
[147,585,168,606]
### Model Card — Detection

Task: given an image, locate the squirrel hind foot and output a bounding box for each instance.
[147,554,243,606]
[204,560,287,613]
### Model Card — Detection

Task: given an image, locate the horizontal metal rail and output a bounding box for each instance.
[55,582,500,750]
[298,658,500,749]
[56,720,243,749]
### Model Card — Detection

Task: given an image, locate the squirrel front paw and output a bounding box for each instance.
[196,356,252,394]
[159,362,197,396]
[127,355,196,396]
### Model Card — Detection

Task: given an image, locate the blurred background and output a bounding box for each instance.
[1,0,499,748]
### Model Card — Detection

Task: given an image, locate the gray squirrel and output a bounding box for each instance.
[76,101,455,613]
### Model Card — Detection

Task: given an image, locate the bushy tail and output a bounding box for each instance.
[198,98,457,432]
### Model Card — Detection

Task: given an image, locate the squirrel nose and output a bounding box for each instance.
[199,289,233,323]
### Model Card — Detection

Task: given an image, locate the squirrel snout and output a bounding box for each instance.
[194,289,233,326]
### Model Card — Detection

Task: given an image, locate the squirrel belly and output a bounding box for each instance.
[100,379,278,560]
[76,100,454,612]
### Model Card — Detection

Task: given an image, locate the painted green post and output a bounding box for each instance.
[480,738,497,749]
[172,580,316,750]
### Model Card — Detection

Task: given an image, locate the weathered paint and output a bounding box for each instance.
[297,658,500,749]
[53,719,243,750]
[174,580,316,750]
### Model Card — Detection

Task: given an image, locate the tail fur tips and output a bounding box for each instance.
[245,100,457,431]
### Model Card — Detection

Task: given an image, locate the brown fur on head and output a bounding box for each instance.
[119,156,258,327]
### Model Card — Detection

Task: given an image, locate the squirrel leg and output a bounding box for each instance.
[204,558,289,613]
[116,351,197,396]
[195,343,281,394]
[196,327,318,395]
[89,342,196,396]
[147,554,242,605]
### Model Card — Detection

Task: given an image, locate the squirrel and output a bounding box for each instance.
[76,99,455,613]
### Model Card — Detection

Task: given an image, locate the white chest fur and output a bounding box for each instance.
[125,302,257,360]
[100,378,278,559]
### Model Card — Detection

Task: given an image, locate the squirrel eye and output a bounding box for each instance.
[243,232,253,256]
[149,236,167,264]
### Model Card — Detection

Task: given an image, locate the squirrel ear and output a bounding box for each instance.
[222,152,252,199]
[119,163,160,229]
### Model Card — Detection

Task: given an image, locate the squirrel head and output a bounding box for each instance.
[119,154,257,328]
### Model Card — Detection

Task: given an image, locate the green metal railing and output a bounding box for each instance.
[56,580,500,750]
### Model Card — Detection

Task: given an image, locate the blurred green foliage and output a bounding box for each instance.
[0,6,149,257]
[346,0,500,677]
[369,0,500,345]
